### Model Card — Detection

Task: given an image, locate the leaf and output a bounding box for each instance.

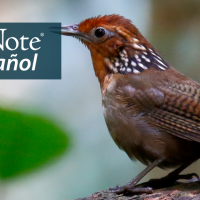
[0,108,71,179]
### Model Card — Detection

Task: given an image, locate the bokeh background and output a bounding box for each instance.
[0,0,200,200]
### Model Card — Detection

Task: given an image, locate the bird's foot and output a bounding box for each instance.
[109,173,199,194]
[109,185,153,194]
[139,173,199,189]
[176,173,199,182]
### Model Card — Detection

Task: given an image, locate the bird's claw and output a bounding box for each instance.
[109,185,153,194]
[176,173,199,182]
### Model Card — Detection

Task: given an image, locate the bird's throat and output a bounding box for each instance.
[90,49,109,86]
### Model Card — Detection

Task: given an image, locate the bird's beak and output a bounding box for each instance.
[49,24,90,41]
[61,24,80,36]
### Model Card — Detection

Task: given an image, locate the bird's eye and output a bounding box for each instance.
[94,28,106,38]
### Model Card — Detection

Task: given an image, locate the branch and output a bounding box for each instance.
[76,180,200,200]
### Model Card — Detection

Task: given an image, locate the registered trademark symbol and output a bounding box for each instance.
[40,32,44,37]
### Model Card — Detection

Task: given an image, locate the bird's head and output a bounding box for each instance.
[60,15,169,85]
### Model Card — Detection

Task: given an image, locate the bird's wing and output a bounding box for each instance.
[120,83,200,143]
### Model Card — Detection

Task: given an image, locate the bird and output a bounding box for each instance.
[56,15,200,194]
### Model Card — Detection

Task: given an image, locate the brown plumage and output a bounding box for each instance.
[57,14,200,194]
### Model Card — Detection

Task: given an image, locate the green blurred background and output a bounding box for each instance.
[0,0,200,200]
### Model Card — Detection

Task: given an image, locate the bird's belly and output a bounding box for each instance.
[102,93,164,166]
[102,94,200,168]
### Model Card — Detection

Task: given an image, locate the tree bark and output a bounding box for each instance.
[76,180,200,200]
